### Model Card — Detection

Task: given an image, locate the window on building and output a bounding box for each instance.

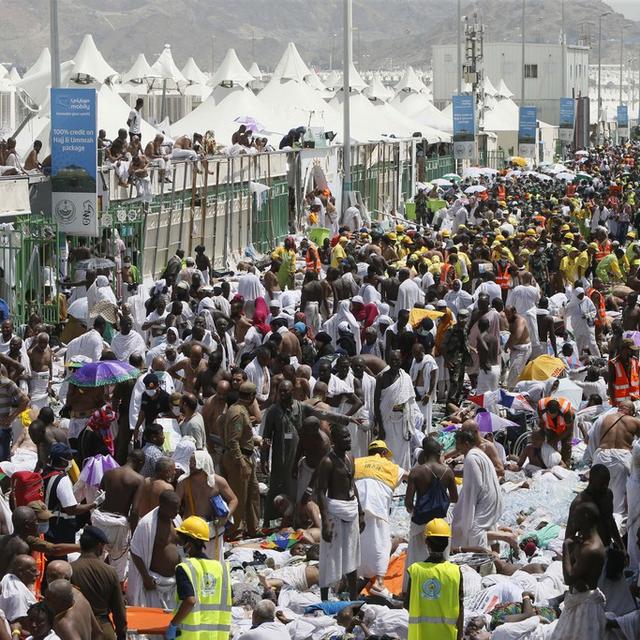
[444,53,452,62]
[524,64,538,79]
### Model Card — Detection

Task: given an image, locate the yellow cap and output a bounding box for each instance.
[368,440,391,454]
[425,518,452,538]
[495,234,505,241]
[561,224,570,232]
[441,229,451,237]
[175,516,210,542]
[564,232,574,240]
[526,229,536,237]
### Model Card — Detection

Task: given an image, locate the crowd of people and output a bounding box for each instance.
[1,142,640,639]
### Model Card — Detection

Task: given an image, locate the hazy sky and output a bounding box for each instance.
[607,0,640,21]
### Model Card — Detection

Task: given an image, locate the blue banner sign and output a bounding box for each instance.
[559,98,575,142]
[518,105,537,157]
[452,94,476,159]
[51,88,98,236]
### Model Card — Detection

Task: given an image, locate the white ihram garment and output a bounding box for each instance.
[550,589,606,640]
[409,355,438,433]
[319,497,360,589]
[128,507,181,607]
[91,509,130,582]
[627,443,640,570]
[379,370,420,470]
[507,343,532,389]
[593,448,632,521]
[451,447,503,549]
[476,365,501,394]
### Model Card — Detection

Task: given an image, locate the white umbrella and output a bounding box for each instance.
[432,178,452,187]
[555,172,576,182]
[553,378,583,411]
[464,185,487,194]
[547,163,569,175]
[575,150,589,156]
[67,298,89,324]
[462,167,483,178]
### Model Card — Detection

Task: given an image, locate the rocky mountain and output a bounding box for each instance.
[2,0,639,72]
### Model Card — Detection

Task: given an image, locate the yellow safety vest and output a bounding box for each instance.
[175,558,232,639]
[407,560,460,640]
[354,454,400,490]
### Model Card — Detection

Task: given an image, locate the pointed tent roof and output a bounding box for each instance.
[16,60,76,106]
[8,67,21,83]
[0,65,7,81]
[181,57,208,86]
[24,48,51,80]
[324,70,341,90]
[210,49,253,87]
[273,42,311,83]
[171,85,281,143]
[248,62,263,79]
[394,66,428,94]
[346,62,367,92]
[71,34,118,83]
[151,45,186,84]
[496,79,514,99]
[123,54,159,83]
[364,74,393,102]
[483,76,498,97]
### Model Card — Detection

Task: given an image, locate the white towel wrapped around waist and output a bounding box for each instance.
[326,497,359,522]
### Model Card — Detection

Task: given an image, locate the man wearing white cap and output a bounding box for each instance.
[565,287,600,358]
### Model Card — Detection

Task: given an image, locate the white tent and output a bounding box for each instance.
[272,42,311,83]
[496,79,514,99]
[15,84,158,157]
[0,65,7,81]
[248,62,263,79]
[394,66,428,94]
[323,70,341,91]
[344,62,368,93]
[123,54,159,83]
[260,77,338,133]
[16,60,76,107]
[210,49,253,88]
[392,92,451,132]
[330,92,399,142]
[171,84,281,144]
[8,68,21,83]
[305,69,332,97]
[369,97,450,142]
[151,45,186,86]
[71,34,118,84]
[23,48,51,80]
[181,57,208,86]
[483,76,499,98]
[364,74,394,102]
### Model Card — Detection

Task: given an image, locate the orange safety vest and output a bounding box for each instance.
[538,397,573,435]
[495,262,511,289]
[440,263,455,288]
[497,185,506,201]
[595,240,611,262]
[587,288,606,328]
[566,184,577,197]
[305,246,322,272]
[611,356,640,405]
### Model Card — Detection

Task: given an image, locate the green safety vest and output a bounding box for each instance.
[407,560,460,640]
[174,558,232,640]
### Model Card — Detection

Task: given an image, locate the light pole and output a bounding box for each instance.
[50,0,61,88]
[520,0,525,106]
[597,11,611,143]
[457,0,462,94]
[619,22,626,106]
[343,0,352,215]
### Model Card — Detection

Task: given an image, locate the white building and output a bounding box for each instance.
[432,42,590,125]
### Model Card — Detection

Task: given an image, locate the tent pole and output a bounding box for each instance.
[342,0,352,219]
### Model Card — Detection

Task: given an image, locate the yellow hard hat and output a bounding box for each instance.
[441,229,451,238]
[561,224,570,232]
[424,518,452,538]
[368,440,391,454]
[175,516,210,542]
[526,229,536,237]
[564,232,574,240]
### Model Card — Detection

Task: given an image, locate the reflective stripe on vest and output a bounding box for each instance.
[612,357,640,405]
[175,558,232,640]
[587,288,606,327]
[538,397,572,435]
[407,561,460,640]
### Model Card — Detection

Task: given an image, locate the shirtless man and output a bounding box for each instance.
[476,317,500,393]
[505,306,531,389]
[292,365,312,401]
[621,291,640,331]
[507,429,559,474]
[194,350,226,400]
[131,457,175,522]
[405,436,458,577]
[3,336,27,387]
[175,452,238,559]
[304,381,332,435]
[591,399,640,517]
[28,414,69,471]
[46,579,101,640]
[263,260,281,300]
[446,420,505,477]
[27,332,53,407]
[278,324,303,361]
[380,267,400,315]
[144,134,171,182]
[167,344,207,394]
[294,417,331,527]
[300,271,331,322]
[535,298,557,357]
[24,140,42,171]
[315,424,365,601]
[130,490,180,607]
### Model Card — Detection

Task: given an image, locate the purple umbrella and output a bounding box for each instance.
[476,411,518,434]
[69,361,140,387]
[234,116,265,132]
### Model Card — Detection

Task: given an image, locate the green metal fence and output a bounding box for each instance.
[423,156,456,182]
[252,177,290,254]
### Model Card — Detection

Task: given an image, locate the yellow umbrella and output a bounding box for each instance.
[509,156,528,167]
[409,308,444,328]
[518,355,566,382]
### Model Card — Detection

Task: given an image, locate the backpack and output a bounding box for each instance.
[11,471,45,508]
[411,468,450,526]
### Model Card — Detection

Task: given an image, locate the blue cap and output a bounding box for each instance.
[293,322,307,334]
[50,442,76,461]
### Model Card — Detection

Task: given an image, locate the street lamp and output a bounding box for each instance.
[619,22,627,106]
[521,0,525,106]
[597,11,611,143]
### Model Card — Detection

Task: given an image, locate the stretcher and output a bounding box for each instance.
[126,607,172,635]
